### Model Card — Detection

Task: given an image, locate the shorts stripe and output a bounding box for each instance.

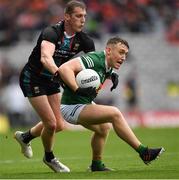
[61,104,86,124]
[70,104,84,116]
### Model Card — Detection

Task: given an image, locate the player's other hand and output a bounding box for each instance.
[110,72,119,91]
[75,87,97,97]
[51,71,65,88]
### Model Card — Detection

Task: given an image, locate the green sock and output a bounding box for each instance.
[91,160,106,171]
[136,144,147,154]
[92,160,103,167]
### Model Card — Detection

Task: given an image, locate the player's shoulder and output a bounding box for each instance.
[77,31,95,52]
[77,31,94,43]
[52,21,64,29]
[51,21,64,33]
[84,51,105,62]
[40,22,64,43]
[42,25,57,35]
[88,51,104,58]
[42,21,64,36]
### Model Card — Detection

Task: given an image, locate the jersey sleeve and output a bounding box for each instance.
[80,53,96,69]
[41,26,58,45]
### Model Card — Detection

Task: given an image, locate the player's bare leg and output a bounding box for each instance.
[83,123,111,160]
[82,123,112,171]
[78,104,164,165]
[79,104,141,149]
[30,95,69,172]
[28,93,64,137]
[15,94,64,157]
[15,94,69,172]
[29,96,57,151]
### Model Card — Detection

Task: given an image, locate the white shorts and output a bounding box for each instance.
[60,104,86,124]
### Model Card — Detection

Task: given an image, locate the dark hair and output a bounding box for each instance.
[107,36,129,49]
[65,0,86,14]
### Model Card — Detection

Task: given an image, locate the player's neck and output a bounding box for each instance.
[64,23,75,36]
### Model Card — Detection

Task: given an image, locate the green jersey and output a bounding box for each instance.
[61,51,113,104]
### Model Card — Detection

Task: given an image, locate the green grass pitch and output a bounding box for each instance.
[0,127,179,179]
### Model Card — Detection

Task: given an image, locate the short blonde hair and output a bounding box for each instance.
[107,36,129,49]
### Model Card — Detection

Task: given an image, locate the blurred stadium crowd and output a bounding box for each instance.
[0,0,179,128]
[0,0,179,46]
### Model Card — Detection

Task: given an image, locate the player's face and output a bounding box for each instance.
[107,43,129,69]
[66,7,86,33]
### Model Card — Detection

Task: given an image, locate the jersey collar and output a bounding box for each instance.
[64,31,76,38]
[104,50,112,73]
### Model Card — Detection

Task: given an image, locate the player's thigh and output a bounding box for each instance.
[78,104,119,126]
[47,93,61,118]
[29,95,56,124]
[48,93,64,129]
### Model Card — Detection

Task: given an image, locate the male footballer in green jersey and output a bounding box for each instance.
[57,36,165,171]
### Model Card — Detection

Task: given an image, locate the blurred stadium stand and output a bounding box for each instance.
[0,0,179,128]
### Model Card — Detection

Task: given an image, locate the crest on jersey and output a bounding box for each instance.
[73,43,79,51]
[34,86,40,94]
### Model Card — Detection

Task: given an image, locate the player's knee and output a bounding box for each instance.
[97,123,111,136]
[44,121,57,132]
[56,121,65,132]
[111,107,123,122]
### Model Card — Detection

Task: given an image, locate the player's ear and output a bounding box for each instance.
[106,47,111,56]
